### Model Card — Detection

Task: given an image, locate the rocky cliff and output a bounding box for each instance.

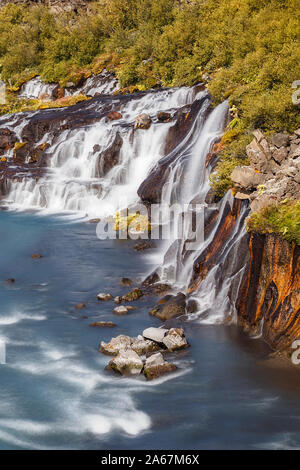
[236,233,300,352]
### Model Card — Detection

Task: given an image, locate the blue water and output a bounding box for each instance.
[1,211,300,450]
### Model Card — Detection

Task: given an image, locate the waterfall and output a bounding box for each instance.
[5,84,205,218]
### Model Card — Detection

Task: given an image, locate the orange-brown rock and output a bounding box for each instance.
[236,233,300,351]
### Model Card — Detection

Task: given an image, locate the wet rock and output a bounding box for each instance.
[0,128,17,155]
[135,113,152,130]
[14,142,28,162]
[99,334,132,356]
[31,253,43,259]
[95,132,123,177]
[106,349,143,376]
[120,277,132,286]
[97,293,113,301]
[142,327,168,344]
[5,278,15,283]
[114,296,122,304]
[75,303,86,309]
[157,112,171,122]
[107,111,122,121]
[134,240,156,251]
[131,337,160,355]
[122,288,143,302]
[162,328,189,352]
[142,271,160,287]
[113,306,129,315]
[89,321,116,328]
[149,293,186,321]
[143,353,177,381]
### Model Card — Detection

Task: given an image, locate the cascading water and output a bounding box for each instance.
[5,85,206,218]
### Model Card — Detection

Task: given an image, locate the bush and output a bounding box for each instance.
[246,201,300,245]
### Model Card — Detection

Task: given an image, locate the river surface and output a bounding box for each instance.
[1,211,300,450]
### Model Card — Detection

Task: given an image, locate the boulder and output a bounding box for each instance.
[142,327,168,344]
[157,112,171,122]
[95,132,123,177]
[89,321,116,328]
[149,293,186,321]
[106,349,143,376]
[135,113,152,130]
[250,193,278,212]
[143,353,177,381]
[270,133,289,148]
[273,146,288,163]
[246,138,271,173]
[162,328,189,352]
[131,337,160,355]
[231,166,265,190]
[31,253,43,259]
[75,303,86,309]
[107,111,122,121]
[122,288,143,302]
[113,306,129,315]
[120,277,132,286]
[97,293,113,301]
[99,334,132,355]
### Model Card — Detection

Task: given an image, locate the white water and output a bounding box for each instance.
[7,86,206,218]
[18,77,58,100]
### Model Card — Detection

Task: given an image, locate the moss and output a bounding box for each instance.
[246,200,300,245]
[14,142,26,150]
[122,288,143,302]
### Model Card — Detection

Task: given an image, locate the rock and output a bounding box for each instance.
[97,293,113,301]
[107,111,122,121]
[134,113,152,130]
[250,194,278,212]
[89,321,116,328]
[95,132,123,177]
[134,240,156,251]
[273,146,288,163]
[246,138,271,173]
[0,128,17,155]
[75,303,86,309]
[142,271,160,287]
[88,218,101,223]
[99,334,132,355]
[162,328,189,352]
[231,166,265,190]
[143,353,177,381]
[234,191,250,200]
[289,143,300,159]
[149,293,186,321]
[270,132,289,148]
[106,349,143,376]
[113,306,129,315]
[31,253,43,259]
[114,296,122,304]
[131,338,160,355]
[14,142,28,162]
[5,278,15,283]
[122,288,143,302]
[252,129,265,143]
[157,112,171,122]
[294,128,300,137]
[142,327,168,344]
[120,277,132,286]
[145,352,165,367]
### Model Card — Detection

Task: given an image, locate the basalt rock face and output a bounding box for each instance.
[236,233,300,351]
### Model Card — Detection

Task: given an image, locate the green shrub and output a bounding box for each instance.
[246,201,300,245]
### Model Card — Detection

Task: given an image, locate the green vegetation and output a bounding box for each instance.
[247,200,300,245]
[0,0,299,239]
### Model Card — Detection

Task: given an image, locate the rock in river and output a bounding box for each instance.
[162,328,189,352]
[142,327,169,344]
[97,292,113,301]
[106,349,143,376]
[99,334,132,356]
[143,352,177,381]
